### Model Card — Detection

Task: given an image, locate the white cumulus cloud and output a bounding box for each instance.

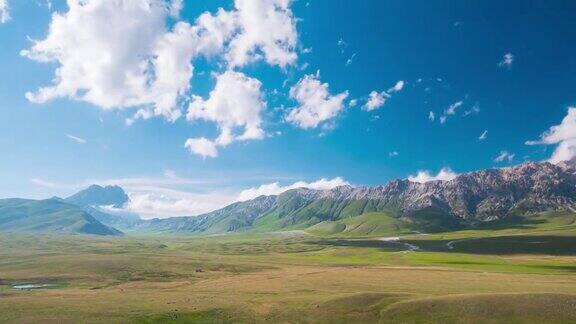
[237,177,350,201]
[408,168,458,183]
[286,72,349,129]
[184,137,219,158]
[22,0,197,121]
[22,0,299,124]
[186,70,265,157]
[526,107,576,163]
[225,0,298,68]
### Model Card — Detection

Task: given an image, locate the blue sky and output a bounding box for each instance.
[1,0,576,217]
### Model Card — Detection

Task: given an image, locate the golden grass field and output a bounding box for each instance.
[1,218,576,323]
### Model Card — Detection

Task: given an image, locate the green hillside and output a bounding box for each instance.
[307,212,411,237]
[0,198,122,236]
[305,210,464,238]
[249,194,404,233]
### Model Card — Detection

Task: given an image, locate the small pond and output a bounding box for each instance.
[12,284,55,290]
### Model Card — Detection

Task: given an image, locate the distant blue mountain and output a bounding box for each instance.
[0,198,122,236]
[66,185,129,208]
[0,184,135,236]
[64,185,142,231]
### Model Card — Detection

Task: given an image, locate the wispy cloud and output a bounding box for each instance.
[66,134,87,144]
[439,101,463,124]
[445,101,463,116]
[0,0,10,23]
[498,53,514,69]
[30,178,75,190]
[494,150,515,162]
[337,37,347,53]
[479,130,488,141]
[345,53,356,66]
[438,100,479,124]
[363,80,405,111]
[463,103,480,117]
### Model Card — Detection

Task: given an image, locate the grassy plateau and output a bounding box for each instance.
[0,211,575,323]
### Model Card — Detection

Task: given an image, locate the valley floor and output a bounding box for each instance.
[0,219,575,323]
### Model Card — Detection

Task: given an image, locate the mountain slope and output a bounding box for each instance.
[0,198,123,236]
[134,195,277,234]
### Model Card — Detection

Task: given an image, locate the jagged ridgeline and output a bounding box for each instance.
[2,160,576,236]
[103,159,576,235]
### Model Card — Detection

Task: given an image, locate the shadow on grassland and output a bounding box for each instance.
[311,239,407,251]
[314,235,576,256]
[406,235,576,256]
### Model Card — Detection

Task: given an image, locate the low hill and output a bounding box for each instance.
[0,198,123,236]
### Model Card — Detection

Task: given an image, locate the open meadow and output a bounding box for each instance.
[1,213,575,323]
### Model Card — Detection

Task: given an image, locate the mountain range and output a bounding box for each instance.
[2,159,576,236]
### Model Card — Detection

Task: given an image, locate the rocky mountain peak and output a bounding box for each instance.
[66,184,129,208]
